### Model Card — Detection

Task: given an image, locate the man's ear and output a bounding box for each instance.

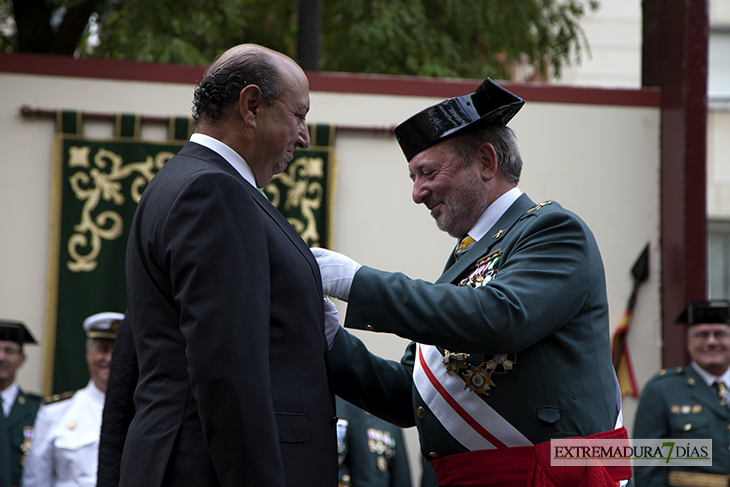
[238,84,263,126]
[476,142,498,181]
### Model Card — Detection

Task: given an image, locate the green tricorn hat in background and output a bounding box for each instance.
[0,320,37,345]
[675,300,730,326]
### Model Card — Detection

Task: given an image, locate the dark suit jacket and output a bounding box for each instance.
[0,411,10,487]
[633,365,730,486]
[122,142,337,487]
[6,387,41,485]
[97,316,137,487]
[330,194,618,460]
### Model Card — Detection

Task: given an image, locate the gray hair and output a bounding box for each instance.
[448,125,523,185]
[192,50,283,123]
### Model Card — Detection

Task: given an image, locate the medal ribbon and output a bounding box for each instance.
[414,343,532,451]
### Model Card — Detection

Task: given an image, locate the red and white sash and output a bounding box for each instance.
[414,343,532,451]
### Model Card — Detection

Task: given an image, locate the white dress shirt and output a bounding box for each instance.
[189,133,258,188]
[1,381,19,417]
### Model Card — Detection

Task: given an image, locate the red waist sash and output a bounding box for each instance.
[429,426,631,487]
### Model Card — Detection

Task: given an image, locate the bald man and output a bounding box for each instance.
[122,44,337,487]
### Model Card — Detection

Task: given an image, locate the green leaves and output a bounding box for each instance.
[2,0,598,80]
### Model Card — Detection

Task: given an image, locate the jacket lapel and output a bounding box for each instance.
[6,390,30,430]
[437,194,535,284]
[686,367,730,419]
[183,142,320,279]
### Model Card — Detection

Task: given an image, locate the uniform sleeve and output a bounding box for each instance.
[22,405,56,487]
[329,328,415,428]
[345,209,601,353]
[632,378,669,487]
[162,173,285,483]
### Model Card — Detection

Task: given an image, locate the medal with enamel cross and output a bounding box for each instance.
[463,364,495,396]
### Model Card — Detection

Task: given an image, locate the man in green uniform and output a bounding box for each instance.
[313,79,630,486]
[0,320,41,486]
[336,396,411,487]
[634,300,730,487]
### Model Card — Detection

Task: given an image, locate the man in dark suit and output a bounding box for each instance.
[122,44,337,487]
[313,79,630,486]
[0,411,10,487]
[633,300,730,487]
[0,320,41,486]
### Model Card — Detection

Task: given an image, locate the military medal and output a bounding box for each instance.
[20,426,33,467]
[443,351,470,373]
[336,419,348,466]
[444,249,516,396]
[459,250,502,288]
[484,354,516,374]
[463,364,495,396]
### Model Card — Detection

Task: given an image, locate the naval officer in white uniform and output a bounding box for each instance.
[23,312,121,487]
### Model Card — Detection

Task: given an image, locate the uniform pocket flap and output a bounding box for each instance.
[54,434,97,451]
[537,406,561,424]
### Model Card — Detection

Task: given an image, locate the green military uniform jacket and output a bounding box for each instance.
[6,387,41,486]
[336,397,411,487]
[633,365,730,487]
[329,194,619,463]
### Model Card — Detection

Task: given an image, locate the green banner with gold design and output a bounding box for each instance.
[44,112,336,395]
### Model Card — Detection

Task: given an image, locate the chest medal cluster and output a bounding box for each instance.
[367,427,396,472]
[444,248,516,396]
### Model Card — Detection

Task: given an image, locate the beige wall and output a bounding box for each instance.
[0,71,661,483]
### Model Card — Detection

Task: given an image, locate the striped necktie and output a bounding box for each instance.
[714,380,728,407]
[454,236,475,261]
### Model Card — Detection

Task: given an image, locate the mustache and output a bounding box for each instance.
[423,195,444,210]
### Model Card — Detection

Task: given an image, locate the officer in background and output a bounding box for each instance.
[336,397,411,487]
[23,312,121,487]
[0,320,41,486]
[633,300,730,487]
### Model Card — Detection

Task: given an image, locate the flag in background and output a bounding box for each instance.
[612,244,649,398]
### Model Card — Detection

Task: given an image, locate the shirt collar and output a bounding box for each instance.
[1,382,19,416]
[690,361,730,387]
[189,133,257,188]
[466,187,522,242]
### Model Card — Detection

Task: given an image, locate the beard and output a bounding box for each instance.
[426,175,489,238]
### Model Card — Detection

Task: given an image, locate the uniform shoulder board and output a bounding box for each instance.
[21,391,43,405]
[526,201,553,214]
[653,367,685,381]
[44,390,75,405]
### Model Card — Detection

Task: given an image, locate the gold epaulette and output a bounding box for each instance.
[44,390,75,405]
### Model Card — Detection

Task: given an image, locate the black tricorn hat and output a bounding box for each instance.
[394,78,525,161]
[0,320,38,345]
[675,300,730,326]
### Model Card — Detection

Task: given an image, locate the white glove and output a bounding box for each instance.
[323,297,340,350]
[311,247,362,302]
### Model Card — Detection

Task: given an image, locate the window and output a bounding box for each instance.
[709,220,730,299]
